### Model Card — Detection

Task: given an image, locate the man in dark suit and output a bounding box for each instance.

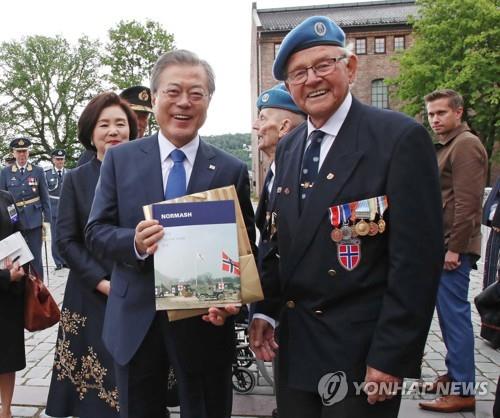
[0,137,51,279]
[249,16,444,417]
[85,49,255,418]
[45,149,68,270]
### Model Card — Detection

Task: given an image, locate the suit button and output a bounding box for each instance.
[328,269,337,277]
[286,300,296,309]
[314,309,323,315]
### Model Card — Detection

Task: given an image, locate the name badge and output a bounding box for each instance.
[7,204,18,223]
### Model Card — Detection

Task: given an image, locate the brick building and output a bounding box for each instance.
[251,0,419,191]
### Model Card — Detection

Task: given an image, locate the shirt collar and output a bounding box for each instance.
[437,122,470,146]
[307,92,352,138]
[157,131,200,166]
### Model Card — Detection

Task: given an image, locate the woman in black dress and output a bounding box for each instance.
[0,190,25,418]
[46,92,137,418]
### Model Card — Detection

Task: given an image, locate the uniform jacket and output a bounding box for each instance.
[256,97,444,392]
[85,134,255,370]
[45,167,67,218]
[0,164,51,230]
[436,122,488,256]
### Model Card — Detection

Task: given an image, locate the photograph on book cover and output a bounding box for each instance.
[153,200,241,310]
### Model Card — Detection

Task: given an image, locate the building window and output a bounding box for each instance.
[374,37,386,54]
[355,38,367,54]
[371,79,389,109]
[394,36,405,51]
[274,43,281,58]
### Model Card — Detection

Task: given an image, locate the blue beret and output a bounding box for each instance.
[10,137,32,150]
[51,149,66,158]
[273,16,346,81]
[257,83,305,115]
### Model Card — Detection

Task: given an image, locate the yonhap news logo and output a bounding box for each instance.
[317,371,349,406]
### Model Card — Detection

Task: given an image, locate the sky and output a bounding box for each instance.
[0,0,362,135]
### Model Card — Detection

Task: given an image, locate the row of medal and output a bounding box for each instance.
[328,195,388,243]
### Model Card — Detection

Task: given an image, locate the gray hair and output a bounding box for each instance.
[150,49,216,97]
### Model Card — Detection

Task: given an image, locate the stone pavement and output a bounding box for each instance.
[8,227,499,418]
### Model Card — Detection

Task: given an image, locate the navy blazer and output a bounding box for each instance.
[482,177,500,227]
[85,134,255,370]
[256,97,444,392]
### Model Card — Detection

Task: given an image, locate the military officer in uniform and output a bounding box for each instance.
[0,138,51,279]
[77,86,154,166]
[3,153,16,167]
[45,149,68,270]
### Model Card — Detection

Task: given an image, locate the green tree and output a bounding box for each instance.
[103,19,175,89]
[390,0,500,178]
[0,35,104,164]
[204,133,252,168]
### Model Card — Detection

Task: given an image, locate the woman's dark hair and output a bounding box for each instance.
[78,92,138,150]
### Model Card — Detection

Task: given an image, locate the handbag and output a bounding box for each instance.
[474,280,500,349]
[24,268,61,332]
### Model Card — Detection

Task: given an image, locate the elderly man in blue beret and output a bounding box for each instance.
[252,84,305,418]
[249,16,444,417]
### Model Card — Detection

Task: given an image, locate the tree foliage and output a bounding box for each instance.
[204,133,251,168]
[103,20,175,89]
[0,35,103,164]
[390,0,500,176]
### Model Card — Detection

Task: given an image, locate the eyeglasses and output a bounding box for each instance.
[159,88,209,103]
[286,55,347,85]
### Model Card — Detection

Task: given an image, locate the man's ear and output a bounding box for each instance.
[278,119,292,138]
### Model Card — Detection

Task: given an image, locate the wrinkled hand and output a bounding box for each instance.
[363,366,402,404]
[443,250,460,271]
[134,219,164,256]
[4,257,24,282]
[202,305,240,326]
[249,318,278,361]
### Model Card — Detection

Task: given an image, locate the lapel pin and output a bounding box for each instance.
[276,186,282,194]
[284,187,290,195]
[208,164,216,170]
[326,173,335,180]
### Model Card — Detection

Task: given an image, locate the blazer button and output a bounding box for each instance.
[286,300,296,309]
[314,309,324,315]
[328,269,337,277]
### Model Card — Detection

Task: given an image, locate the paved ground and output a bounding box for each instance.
[8,226,499,417]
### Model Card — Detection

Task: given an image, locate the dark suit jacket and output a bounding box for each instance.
[85,134,255,371]
[255,97,444,392]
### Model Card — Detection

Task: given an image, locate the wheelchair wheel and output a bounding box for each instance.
[232,367,255,394]
[236,346,253,368]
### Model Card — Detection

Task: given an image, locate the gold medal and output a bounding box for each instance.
[378,219,386,233]
[355,219,369,236]
[331,228,343,242]
[368,221,379,236]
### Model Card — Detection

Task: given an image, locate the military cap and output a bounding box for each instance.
[51,149,66,158]
[120,86,153,113]
[257,83,305,115]
[3,153,15,163]
[10,137,32,150]
[273,16,346,81]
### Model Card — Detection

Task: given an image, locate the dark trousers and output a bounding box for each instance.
[483,229,500,289]
[25,227,43,280]
[277,382,401,418]
[114,313,232,418]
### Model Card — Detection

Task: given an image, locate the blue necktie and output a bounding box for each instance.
[165,149,186,199]
[299,130,324,212]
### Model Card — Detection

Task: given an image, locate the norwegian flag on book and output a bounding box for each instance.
[221,251,240,276]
